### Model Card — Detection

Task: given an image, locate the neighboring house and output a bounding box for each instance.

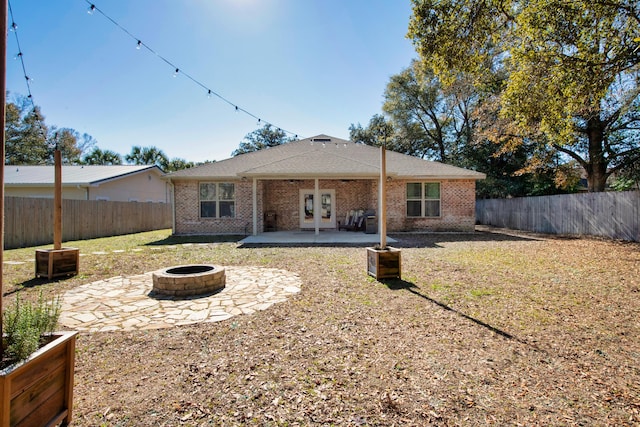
[166,135,486,235]
[5,165,170,202]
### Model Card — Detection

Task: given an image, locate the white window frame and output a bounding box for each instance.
[199,182,236,219]
[406,182,441,218]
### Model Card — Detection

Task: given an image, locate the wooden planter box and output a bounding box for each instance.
[367,246,402,280]
[35,248,79,280]
[0,331,78,427]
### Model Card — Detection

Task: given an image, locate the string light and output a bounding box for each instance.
[8,1,35,109]
[8,0,48,143]
[83,0,302,140]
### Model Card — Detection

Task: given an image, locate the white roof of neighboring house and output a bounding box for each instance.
[168,135,486,180]
[5,165,164,187]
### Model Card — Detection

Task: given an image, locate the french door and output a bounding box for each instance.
[299,189,335,229]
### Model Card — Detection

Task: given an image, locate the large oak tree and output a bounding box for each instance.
[408,0,640,191]
[232,124,293,156]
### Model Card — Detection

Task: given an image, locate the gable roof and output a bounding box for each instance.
[168,135,486,180]
[5,165,164,187]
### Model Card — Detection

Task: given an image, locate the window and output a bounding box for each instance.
[200,182,235,218]
[406,182,440,217]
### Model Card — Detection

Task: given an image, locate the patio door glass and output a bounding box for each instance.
[300,189,335,229]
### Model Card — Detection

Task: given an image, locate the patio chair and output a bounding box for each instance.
[339,209,365,231]
[338,209,356,231]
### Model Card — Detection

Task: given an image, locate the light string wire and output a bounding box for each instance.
[85,1,300,139]
[8,0,35,109]
[7,0,51,147]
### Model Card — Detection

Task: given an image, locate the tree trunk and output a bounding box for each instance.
[585,117,608,192]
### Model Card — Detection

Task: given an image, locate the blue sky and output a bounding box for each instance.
[6,0,417,163]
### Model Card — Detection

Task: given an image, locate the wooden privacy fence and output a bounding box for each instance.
[476,190,640,242]
[4,197,172,249]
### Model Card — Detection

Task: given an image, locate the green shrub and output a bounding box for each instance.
[2,292,61,365]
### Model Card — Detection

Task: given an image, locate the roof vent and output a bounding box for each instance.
[311,138,331,142]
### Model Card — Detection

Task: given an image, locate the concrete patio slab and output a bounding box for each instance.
[240,231,396,245]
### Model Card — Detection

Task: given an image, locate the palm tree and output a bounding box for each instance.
[82,147,123,165]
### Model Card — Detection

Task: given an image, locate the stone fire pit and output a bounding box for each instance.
[152,264,225,297]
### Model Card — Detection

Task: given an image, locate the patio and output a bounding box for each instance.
[239,230,397,245]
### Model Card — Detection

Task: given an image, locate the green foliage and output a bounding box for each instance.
[231,124,293,156]
[123,146,194,171]
[125,145,164,166]
[4,93,97,165]
[5,98,49,164]
[2,292,61,365]
[382,60,464,162]
[408,0,640,192]
[125,145,169,169]
[48,128,97,164]
[83,147,123,165]
[349,114,394,147]
[164,157,195,172]
[350,61,478,163]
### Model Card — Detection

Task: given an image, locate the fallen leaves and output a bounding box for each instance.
[5,228,637,426]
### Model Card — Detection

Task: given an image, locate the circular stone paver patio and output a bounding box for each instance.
[59,266,302,332]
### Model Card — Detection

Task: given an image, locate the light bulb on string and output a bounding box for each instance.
[10,22,17,32]
[14,52,22,60]
[80,1,302,142]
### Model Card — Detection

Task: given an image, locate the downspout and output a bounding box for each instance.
[77,185,88,200]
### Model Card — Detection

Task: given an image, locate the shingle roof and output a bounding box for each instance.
[168,135,486,180]
[5,165,163,186]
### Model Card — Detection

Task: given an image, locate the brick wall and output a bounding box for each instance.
[173,180,256,235]
[262,179,375,230]
[173,178,477,234]
[263,180,303,230]
[394,179,477,232]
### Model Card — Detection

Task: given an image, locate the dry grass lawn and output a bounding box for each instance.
[2,227,639,426]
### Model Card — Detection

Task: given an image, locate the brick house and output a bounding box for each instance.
[166,135,485,236]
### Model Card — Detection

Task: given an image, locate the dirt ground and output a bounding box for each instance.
[4,227,640,426]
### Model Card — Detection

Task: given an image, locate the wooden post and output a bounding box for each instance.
[379,145,387,249]
[367,143,401,281]
[35,149,79,279]
[53,150,62,250]
[0,0,7,356]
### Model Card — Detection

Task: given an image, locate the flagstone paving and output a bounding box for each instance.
[59,266,302,332]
